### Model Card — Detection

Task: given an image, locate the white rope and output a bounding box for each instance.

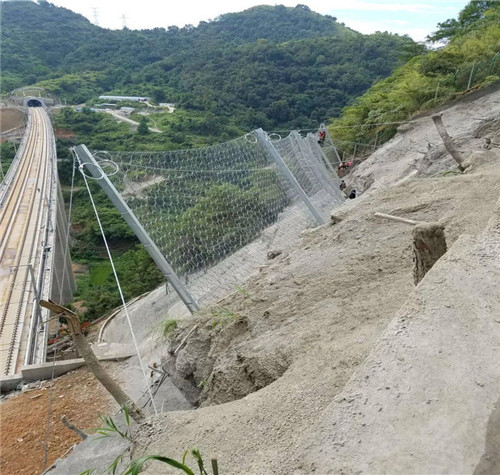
[77,159,158,415]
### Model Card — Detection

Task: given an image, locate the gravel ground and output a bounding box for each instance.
[0,368,116,475]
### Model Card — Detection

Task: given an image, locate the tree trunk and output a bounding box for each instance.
[412,223,447,285]
[431,113,465,171]
[40,300,145,423]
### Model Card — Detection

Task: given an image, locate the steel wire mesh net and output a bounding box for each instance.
[272,131,344,216]
[89,130,342,304]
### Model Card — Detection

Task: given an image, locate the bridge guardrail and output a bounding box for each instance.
[0,110,31,207]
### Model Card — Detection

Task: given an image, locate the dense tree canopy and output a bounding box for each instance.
[427,0,498,42]
[1,1,413,130]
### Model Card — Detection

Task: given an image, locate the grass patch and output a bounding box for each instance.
[162,319,178,337]
[210,307,238,329]
[235,285,250,298]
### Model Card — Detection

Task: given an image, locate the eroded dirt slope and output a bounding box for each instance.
[135,148,500,475]
[0,107,24,133]
[0,368,116,475]
[45,86,500,474]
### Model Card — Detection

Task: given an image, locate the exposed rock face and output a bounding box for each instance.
[412,222,447,285]
[164,313,291,406]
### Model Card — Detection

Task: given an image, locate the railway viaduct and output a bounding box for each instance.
[0,98,75,388]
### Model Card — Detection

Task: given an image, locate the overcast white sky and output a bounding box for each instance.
[47,0,471,42]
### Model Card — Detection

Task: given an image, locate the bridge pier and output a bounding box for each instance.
[50,182,76,305]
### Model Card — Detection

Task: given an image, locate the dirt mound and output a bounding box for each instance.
[300,197,500,474]
[164,313,292,406]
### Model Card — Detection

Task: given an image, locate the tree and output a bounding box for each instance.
[427,0,497,42]
[267,99,291,123]
[399,42,428,62]
[137,117,149,135]
[151,88,166,103]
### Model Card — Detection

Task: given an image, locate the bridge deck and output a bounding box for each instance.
[0,108,54,375]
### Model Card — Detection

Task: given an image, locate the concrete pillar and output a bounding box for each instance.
[50,182,76,304]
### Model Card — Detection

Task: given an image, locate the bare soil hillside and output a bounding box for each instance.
[45,85,500,474]
[126,89,500,474]
[0,368,116,475]
[0,107,24,133]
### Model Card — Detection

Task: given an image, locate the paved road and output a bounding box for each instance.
[105,110,162,133]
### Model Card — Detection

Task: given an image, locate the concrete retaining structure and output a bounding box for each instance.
[0,343,135,393]
[21,359,86,382]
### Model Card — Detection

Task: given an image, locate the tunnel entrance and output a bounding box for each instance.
[27,99,43,107]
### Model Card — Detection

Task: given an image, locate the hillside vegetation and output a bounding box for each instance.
[1,2,413,130]
[330,0,500,150]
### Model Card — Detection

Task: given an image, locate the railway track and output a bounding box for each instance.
[0,107,54,375]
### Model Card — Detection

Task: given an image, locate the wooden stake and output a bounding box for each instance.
[374,212,424,226]
[174,323,199,355]
[431,113,465,171]
[40,299,145,423]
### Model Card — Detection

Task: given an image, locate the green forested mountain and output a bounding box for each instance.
[187,4,344,44]
[132,31,408,128]
[1,1,97,89]
[1,1,414,129]
[330,0,500,150]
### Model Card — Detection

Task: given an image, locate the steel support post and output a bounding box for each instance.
[291,131,338,197]
[255,129,326,225]
[320,123,342,166]
[73,145,199,314]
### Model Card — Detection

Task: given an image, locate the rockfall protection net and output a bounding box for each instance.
[88,129,344,305]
